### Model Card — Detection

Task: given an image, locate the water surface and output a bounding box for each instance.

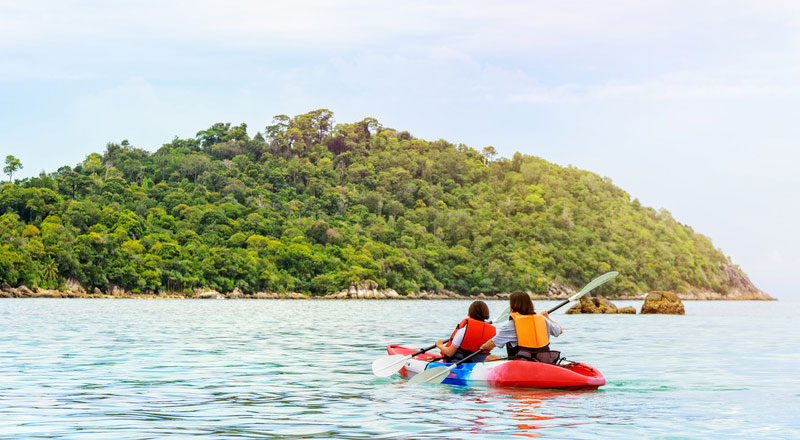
[0,299,797,439]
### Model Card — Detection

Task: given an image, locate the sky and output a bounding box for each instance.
[1,1,798,299]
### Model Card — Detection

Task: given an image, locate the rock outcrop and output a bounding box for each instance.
[227,287,244,299]
[0,265,772,302]
[544,283,575,299]
[195,289,223,299]
[679,263,774,300]
[640,291,685,314]
[565,295,637,314]
[321,280,468,299]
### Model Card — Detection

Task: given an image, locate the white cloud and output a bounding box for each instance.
[509,67,800,103]
[3,1,799,54]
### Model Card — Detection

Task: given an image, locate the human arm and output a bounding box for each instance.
[437,327,464,357]
[540,311,562,337]
[480,339,496,351]
[481,321,516,350]
[436,339,458,357]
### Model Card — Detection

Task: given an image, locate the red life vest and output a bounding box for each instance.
[445,318,496,354]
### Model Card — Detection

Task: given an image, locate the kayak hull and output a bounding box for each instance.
[387,345,605,390]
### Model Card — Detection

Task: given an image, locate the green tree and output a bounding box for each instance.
[4,155,22,182]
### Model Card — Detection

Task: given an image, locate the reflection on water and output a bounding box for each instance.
[0,299,798,439]
[501,390,559,436]
[453,388,569,437]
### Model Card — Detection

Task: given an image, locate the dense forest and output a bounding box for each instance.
[0,110,741,297]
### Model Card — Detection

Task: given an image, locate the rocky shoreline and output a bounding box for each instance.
[0,279,775,301]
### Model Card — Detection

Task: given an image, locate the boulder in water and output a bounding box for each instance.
[641,291,685,315]
[580,295,601,314]
[593,295,618,314]
[565,295,636,314]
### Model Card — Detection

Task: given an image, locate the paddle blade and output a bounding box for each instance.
[492,306,510,324]
[371,354,409,377]
[570,271,619,301]
[407,365,453,384]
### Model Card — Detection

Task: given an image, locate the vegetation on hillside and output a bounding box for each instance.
[0,110,736,296]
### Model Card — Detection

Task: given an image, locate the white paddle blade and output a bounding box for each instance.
[492,307,510,324]
[371,354,409,377]
[408,365,452,384]
[569,271,619,301]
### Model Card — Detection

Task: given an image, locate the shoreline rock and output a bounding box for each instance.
[0,277,777,301]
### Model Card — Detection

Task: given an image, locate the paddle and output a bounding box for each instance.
[490,271,619,326]
[408,271,619,385]
[371,344,438,377]
[491,307,510,325]
[546,271,619,314]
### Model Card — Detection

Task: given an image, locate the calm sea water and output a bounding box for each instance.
[0,299,798,439]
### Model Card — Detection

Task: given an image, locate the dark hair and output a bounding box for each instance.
[468,300,490,321]
[509,291,535,315]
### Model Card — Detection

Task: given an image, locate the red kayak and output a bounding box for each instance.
[388,345,605,390]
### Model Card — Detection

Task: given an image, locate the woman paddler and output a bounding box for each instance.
[435,300,501,363]
[479,291,562,362]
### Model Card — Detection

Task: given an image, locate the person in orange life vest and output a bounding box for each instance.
[479,291,562,360]
[435,300,501,363]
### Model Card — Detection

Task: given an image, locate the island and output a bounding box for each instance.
[0,110,773,301]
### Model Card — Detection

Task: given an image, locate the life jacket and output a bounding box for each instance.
[445,318,496,360]
[507,312,551,360]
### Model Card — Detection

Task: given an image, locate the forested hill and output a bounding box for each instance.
[0,110,765,298]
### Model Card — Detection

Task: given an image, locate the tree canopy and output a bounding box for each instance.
[0,110,741,296]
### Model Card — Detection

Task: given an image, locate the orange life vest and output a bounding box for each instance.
[446,318,496,354]
[510,312,550,349]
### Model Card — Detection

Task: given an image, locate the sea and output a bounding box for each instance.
[0,299,797,439]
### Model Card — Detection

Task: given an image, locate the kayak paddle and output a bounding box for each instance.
[371,344,437,377]
[546,271,619,314]
[491,306,510,325]
[490,271,619,324]
[408,271,619,385]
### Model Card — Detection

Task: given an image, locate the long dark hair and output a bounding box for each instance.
[509,291,534,315]
[468,300,490,321]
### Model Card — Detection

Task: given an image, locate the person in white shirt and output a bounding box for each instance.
[435,301,501,363]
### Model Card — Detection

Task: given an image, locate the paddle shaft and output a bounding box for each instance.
[412,344,437,358]
[448,347,485,368]
[547,299,570,314]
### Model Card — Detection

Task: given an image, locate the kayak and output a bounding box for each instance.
[388,345,605,390]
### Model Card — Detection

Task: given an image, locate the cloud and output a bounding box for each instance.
[509,68,800,103]
[3,1,799,54]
